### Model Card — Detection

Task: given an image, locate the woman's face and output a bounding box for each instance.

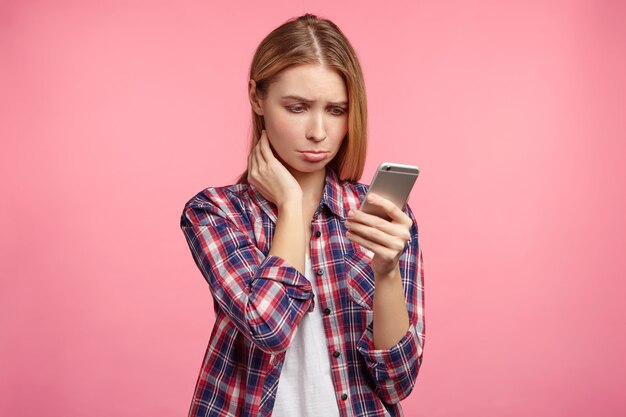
[251,64,349,178]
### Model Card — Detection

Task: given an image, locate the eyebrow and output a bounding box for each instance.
[281,95,348,106]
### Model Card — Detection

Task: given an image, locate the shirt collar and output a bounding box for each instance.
[247,167,349,223]
[320,167,348,219]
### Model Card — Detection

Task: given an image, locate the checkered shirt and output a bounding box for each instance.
[180,168,425,417]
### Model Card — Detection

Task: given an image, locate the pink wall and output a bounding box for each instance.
[2,0,625,416]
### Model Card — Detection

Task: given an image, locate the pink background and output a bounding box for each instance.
[2,0,625,416]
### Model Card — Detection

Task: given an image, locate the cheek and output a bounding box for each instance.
[329,118,349,140]
[265,111,302,141]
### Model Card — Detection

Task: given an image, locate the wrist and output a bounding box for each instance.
[374,264,401,282]
[276,193,303,212]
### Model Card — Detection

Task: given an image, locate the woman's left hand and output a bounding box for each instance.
[344,193,413,277]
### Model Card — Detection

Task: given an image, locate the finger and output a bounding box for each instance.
[258,130,276,163]
[362,193,412,226]
[252,132,264,163]
[348,208,411,242]
[345,218,390,244]
[345,220,408,253]
[252,138,264,172]
[345,229,394,259]
[349,208,397,235]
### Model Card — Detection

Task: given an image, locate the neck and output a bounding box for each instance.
[290,168,327,207]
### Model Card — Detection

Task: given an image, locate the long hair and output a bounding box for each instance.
[237,13,367,183]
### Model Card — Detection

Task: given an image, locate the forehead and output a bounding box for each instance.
[268,64,347,102]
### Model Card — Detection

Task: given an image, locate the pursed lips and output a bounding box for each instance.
[300,150,329,161]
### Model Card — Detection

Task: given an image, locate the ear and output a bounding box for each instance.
[249,79,264,116]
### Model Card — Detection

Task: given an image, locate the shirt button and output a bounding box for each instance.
[333,351,341,358]
[316,269,324,276]
[314,230,322,238]
[341,393,348,401]
[323,308,331,316]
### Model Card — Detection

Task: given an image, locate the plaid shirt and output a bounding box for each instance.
[180,168,425,417]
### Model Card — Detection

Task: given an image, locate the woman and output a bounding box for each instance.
[180,14,425,417]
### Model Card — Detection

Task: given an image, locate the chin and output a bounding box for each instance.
[288,160,328,176]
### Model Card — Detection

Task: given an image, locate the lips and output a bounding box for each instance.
[300,150,329,162]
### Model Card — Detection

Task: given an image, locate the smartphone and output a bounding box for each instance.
[360,162,420,220]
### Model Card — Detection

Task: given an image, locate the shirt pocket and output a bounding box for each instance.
[344,246,375,310]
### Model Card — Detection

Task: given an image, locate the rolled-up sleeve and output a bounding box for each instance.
[180,191,314,354]
[357,309,423,403]
[357,205,425,404]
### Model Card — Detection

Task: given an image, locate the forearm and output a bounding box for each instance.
[181,199,313,354]
[373,265,410,349]
[358,255,422,403]
[268,200,306,274]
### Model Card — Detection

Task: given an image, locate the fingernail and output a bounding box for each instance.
[348,209,354,217]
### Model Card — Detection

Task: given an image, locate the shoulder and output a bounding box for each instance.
[181,183,254,227]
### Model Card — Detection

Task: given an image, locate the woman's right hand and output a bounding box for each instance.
[247,130,302,208]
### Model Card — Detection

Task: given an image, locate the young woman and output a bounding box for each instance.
[180,14,425,417]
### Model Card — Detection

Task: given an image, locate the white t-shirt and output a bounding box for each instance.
[272,255,341,417]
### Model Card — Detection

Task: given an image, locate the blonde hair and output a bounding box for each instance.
[237,13,367,183]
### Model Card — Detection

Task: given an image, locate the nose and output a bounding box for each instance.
[306,111,327,142]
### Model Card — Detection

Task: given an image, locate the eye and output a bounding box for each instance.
[329,106,347,116]
[287,104,307,113]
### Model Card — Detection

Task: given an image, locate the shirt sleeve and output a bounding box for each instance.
[180,190,314,354]
[356,204,425,404]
